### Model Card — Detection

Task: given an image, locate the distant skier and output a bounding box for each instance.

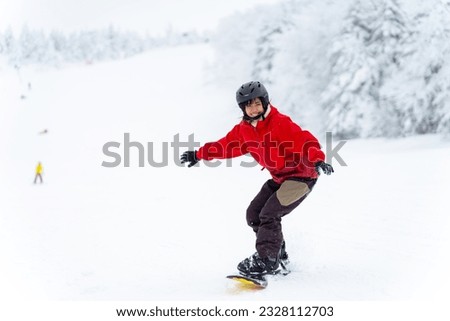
[181,81,334,277]
[34,162,43,184]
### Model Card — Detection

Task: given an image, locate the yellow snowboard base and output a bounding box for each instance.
[226,274,268,289]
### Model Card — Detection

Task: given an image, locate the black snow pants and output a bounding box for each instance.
[246,177,317,259]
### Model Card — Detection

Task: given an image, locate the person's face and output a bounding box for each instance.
[245,98,264,118]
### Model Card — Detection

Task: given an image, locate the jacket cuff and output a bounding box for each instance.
[308,147,325,163]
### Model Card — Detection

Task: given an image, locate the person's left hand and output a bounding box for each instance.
[315,161,334,175]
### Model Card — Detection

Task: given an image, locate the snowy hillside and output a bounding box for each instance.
[3,0,450,138]
[1,43,450,304]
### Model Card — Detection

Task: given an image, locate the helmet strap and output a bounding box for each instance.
[243,112,265,122]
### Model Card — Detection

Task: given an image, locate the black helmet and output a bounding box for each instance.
[236,81,269,106]
[236,81,270,121]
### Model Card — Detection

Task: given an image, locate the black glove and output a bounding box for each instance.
[315,161,334,175]
[180,150,199,168]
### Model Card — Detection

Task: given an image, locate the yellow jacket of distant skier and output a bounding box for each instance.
[36,163,43,174]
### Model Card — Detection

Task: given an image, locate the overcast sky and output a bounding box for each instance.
[0,0,283,34]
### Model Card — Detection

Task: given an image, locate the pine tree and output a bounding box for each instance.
[251,4,293,84]
[1,27,17,64]
[0,25,206,67]
[48,30,68,65]
[382,3,450,136]
[321,0,412,138]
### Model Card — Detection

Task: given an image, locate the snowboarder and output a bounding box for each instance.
[34,162,43,184]
[181,81,333,277]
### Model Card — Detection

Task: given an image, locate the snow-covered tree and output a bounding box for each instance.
[382,4,450,136]
[210,10,264,85]
[250,4,293,84]
[261,0,350,132]
[0,27,15,57]
[48,30,68,66]
[320,0,413,138]
[0,26,207,67]
[210,0,450,138]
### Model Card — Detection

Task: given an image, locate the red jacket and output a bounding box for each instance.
[197,106,325,184]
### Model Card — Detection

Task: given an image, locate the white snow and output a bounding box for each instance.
[1,43,450,305]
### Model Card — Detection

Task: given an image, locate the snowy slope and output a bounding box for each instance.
[1,43,450,301]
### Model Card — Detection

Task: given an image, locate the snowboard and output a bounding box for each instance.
[226,274,268,289]
[226,263,290,289]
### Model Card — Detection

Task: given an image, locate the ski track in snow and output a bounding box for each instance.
[1,44,449,301]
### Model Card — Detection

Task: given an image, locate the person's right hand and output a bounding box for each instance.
[180,151,199,168]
